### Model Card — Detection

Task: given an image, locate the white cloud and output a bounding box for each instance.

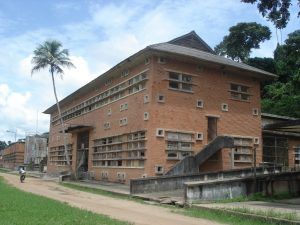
[0,0,299,142]
[0,83,49,142]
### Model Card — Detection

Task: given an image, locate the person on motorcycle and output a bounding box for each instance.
[19,167,26,183]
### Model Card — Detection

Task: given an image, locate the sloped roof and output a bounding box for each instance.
[44,31,277,114]
[148,43,277,78]
[168,31,215,54]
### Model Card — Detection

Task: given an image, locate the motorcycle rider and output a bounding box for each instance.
[19,167,26,183]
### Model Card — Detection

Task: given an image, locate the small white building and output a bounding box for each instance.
[24,133,48,165]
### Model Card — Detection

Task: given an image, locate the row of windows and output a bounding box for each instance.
[52,71,148,125]
[93,131,146,168]
[103,112,149,130]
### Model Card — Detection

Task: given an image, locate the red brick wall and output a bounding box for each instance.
[47,53,263,182]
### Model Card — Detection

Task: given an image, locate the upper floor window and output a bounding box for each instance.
[230,83,250,101]
[168,72,193,92]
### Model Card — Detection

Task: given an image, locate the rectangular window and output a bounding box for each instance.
[168,72,193,92]
[230,83,250,101]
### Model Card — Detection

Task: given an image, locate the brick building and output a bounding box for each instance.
[2,141,25,169]
[44,31,277,183]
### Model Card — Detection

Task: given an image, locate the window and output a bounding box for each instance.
[196,100,204,108]
[155,165,164,174]
[144,112,149,121]
[105,79,112,86]
[107,108,112,116]
[253,137,259,145]
[230,83,250,101]
[156,128,164,137]
[221,103,228,112]
[144,95,149,103]
[104,122,110,130]
[119,117,128,126]
[168,72,193,92]
[252,108,259,116]
[158,57,166,64]
[157,94,165,103]
[196,132,203,141]
[145,58,150,65]
[120,102,128,111]
[121,70,129,77]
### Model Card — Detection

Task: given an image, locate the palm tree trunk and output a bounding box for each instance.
[51,71,72,173]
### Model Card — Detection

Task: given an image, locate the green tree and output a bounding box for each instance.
[0,141,7,151]
[241,0,300,29]
[31,40,75,170]
[214,22,271,62]
[262,30,300,117]
[274,29,300,82]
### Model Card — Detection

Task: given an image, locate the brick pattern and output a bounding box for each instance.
[2,142,25,169]
[47,53,263,183]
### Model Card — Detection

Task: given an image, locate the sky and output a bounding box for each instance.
[0,0,299,142]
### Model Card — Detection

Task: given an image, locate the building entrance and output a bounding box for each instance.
[76,131,89,179]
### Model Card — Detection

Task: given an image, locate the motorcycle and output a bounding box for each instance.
[19,170,26,183]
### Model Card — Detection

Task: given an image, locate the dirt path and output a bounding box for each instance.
[1,173,221,225]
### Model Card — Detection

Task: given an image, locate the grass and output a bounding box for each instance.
[226,207,299,221]
[0,177,131,225]
[61,182,144,203]
[174,206,293,225]
[62,182,293,225]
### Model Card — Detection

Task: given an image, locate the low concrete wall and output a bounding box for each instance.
[185,172,300,203]
[130,167,280,194]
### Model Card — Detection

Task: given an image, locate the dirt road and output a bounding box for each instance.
[1,173,221,225]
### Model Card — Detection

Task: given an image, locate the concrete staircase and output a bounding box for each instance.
[165,136,234,176]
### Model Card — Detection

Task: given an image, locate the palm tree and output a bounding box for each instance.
[31,40,75,172]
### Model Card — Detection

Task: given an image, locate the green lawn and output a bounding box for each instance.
[0,177,131,225]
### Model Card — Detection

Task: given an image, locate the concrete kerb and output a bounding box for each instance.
[192,205,300,225]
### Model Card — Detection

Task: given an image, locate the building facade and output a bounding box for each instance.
[44,31,276,183]
[2,141,25,169]
[24,133,48,165]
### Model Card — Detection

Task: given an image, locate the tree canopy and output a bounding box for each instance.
[259,30,300,117]
[241,0,300,29]
[214,22,271,62]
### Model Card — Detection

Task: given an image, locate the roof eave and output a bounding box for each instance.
[43,47,151,114]
[149,47,277,80]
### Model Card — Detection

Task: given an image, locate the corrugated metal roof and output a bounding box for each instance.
[148,43,277,78]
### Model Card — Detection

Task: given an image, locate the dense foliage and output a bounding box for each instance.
[214,22,271,62]
[247,30,300,117]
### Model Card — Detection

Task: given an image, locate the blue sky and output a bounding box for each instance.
[0,0,299,142]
